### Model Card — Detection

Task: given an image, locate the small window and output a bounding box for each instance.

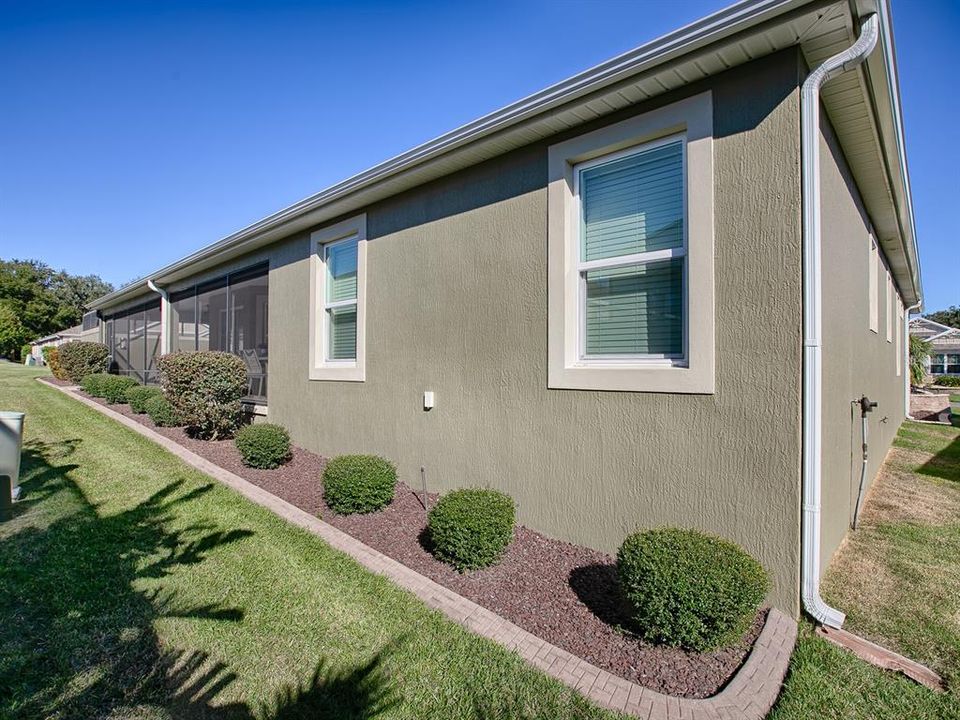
[869,236,879,333]
[309,214,367,381]
[324,238,359,361]
[930,355,945,375]
[948,355,960,375]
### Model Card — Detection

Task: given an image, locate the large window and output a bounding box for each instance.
[309,215,367,382]
[547,92,714,393]
[104,300,161,384]
[168,263,269,400]
[577,138,685,360]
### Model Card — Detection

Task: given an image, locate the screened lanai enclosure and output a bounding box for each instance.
[103,263,269,402]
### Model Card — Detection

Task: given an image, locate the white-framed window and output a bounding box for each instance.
[885,271,893,343]
[308,214,367,381]
[547,91,714,393]
[869,235,879,333]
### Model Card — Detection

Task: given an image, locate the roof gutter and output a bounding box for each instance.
[800,12,879,628]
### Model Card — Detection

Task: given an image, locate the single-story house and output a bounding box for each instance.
[909,317,960,377]
[85,0,922,623]
[29,325,81,361]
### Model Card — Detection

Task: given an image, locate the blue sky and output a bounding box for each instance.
[0,0,955,311]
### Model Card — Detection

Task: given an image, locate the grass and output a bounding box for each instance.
[6,361,960,719]
[0,364,621,719]
[771,420,960,719]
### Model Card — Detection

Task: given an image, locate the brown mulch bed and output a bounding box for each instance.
[42,376,76,387]
[66,383,764,699]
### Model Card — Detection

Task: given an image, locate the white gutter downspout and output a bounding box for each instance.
[146,279,171,355]
[801,13,879,629]
[904,302,922,418]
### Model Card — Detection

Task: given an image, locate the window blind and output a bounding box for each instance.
[579,139,685,358]
[584,259,683,356]
[327,239,358,303]
[328,306,357,360]
[581,141,684,262]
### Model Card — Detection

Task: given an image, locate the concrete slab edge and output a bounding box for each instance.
[39,377,798,719]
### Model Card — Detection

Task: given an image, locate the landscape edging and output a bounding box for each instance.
[39,377,798,720]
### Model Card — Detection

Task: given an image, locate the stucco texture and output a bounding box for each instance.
[262,50,806,613]
[818,113,906,570]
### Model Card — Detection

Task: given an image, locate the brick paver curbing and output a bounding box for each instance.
[40,378,798,719]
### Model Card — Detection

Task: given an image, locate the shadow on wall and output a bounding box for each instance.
[0,438,399,720]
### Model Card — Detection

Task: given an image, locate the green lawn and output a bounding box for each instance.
[4,362,960,719]
[0,364,619,719]
[771,420,960,719]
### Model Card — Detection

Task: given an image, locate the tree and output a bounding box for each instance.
[910,334,932,387]
[0,258,113,344]
[0,303,30,360]
[925,306,960,329]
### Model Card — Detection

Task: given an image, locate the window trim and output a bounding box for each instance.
[885,270,893,343]
[547,91,714,393]
[309,214,367,381]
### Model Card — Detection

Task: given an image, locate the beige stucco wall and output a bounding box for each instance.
[256,50,807,613]
[819,113,907,570]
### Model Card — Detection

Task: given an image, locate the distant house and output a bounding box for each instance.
[29,325,81,362]
[910,317,960,377]
[83,0,921,628]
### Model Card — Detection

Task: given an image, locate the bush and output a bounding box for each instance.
[80,373,113,397]
[42,346,67,379]
[20,343,32,360]
[58,341,109,383]
[235,423,291,469]
[158,351,248,440]
[322,455,397,514]
[144,395,181,427]
[934,375,960,387]
[125,385,163,414]
[427,488,515,571]
[100,375,139,404]
[616,528,769,651]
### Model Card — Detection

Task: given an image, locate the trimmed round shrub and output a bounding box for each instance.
[100,375,139,404]
[616,528,769,651]
[81,373,113,397]
[144,395,181,427]
[322,455,397,514]
[235,423,291,469]
[126,385,163,414]
[58,341,109,383]
[427,488,515,571]
[158,351,247,440]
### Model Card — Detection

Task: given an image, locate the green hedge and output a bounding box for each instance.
[427,488,515,571]
[58,341,109,383]
[235,423,291,469]
[126,385,163,414]
[934,375,960,387]
[100,375,139,404]
[144,395,181,427]
[80,373,113,397]
[616,528,769,651]
[322,455,396,514]
[158,351,247,440]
